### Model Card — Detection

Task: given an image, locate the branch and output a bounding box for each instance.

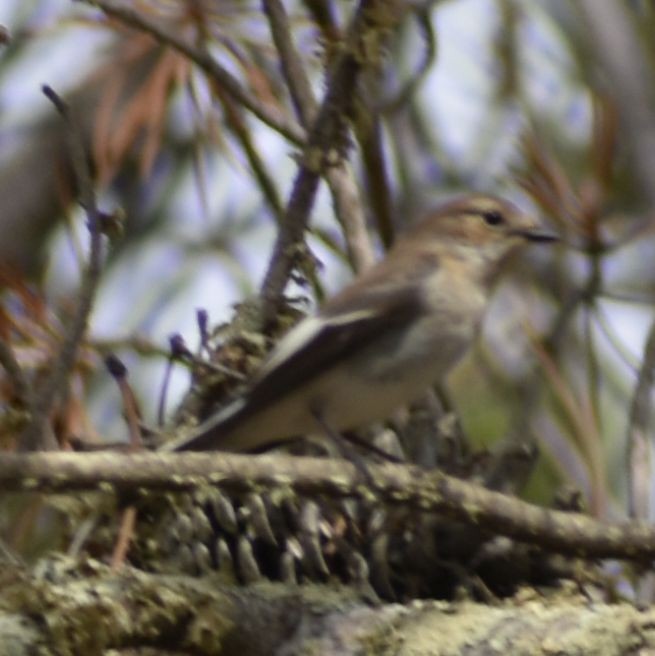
[358,10,438,248]
[577,2,655,207]
[0,339,31,409]
[77,0,306,145]
[262,0,318,127]
[259,0,402,310]
[219,89,286,222]
[262,0,376,273]
[18,87,105,451]
[626,318,655,518]
[0,560,363,654]
[3,562,655,655]
[3,451,655,560]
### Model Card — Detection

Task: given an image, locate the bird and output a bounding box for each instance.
[163,193,557,453]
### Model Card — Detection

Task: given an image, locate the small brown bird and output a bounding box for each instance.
[164,194,556,453]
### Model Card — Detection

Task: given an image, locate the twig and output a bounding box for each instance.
[2,451,655,559]
[218,90,285,222]
[0,339,31,409]
[105,354,142,450]
[301,0,341,42]
[625,319,655,518]
[502,280,587,459]
[310,5,382,268]
[157,335,191,427]
[356,111,394,248]
[263,0,375,273]
[111,506,137,570]
[378,8,436,114]
[88,335,170,359]
[104,354,142,568]
[77,0,305,145]
[218,88,326,298]
[196,309,210,356]
[262,0,317,127]
[578,2,655,207]
[260,0,402,311]
[325,164,376,271]
[18,86,105,452]
[356,10,438,249]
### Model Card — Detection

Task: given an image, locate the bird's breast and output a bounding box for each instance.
[357,268,488,385]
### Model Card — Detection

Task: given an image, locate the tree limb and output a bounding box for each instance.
[264,0,376,273]
[259,0,403,310]
[2,451,655,560]
[18,86,105,452]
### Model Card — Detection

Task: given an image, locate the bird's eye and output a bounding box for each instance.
[482,210,504,226]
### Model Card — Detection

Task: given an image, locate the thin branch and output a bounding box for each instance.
[2,451,655,560]
[325,164,376,270]
[18,86,105,452]
[0,339,31,409]
[578,2,655,207]
[301,0,341,42]
[626,318,655,518]
[111,505,137,570]
[88,335,170,358]
[378,8,436,114]
[103,355,143,567]
[219,89,286,221]
[77,0,306,145]
[262,0,318,127]
[359,7,437,248]
[260,0,402,310]
[263,0,376,273]
[218,87,326,299]
[355,110,394,249]
[105,354,142,450]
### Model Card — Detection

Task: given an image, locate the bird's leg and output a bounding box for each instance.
[339,430,404,464]
[309,406,371,476]
[308,408,403,493]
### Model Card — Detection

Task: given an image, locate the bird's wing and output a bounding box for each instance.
[241,242,444,417]
[164,284,425,453]
[244,282,426,413]
[166,252,439,452]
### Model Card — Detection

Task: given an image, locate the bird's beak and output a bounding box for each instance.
[510,228,559,244]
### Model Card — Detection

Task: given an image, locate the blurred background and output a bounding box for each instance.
[1,0,655,553]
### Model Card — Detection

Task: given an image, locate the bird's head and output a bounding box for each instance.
[404,194,557,284]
